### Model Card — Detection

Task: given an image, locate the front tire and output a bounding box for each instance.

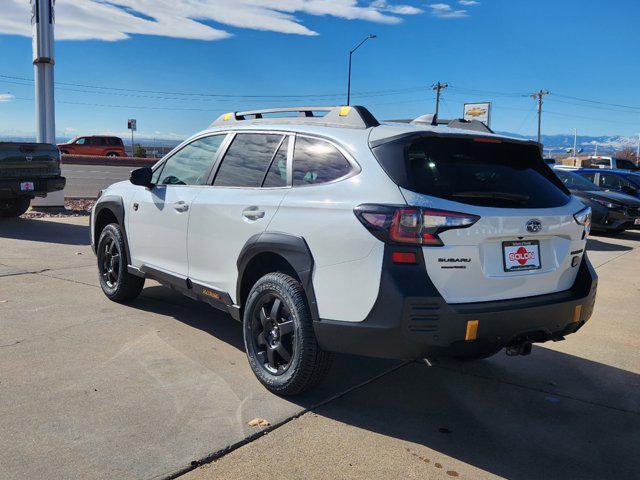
[97,223,144,302]
[106,152,119,158]
[243,273,333,396]
[0,197,31,217]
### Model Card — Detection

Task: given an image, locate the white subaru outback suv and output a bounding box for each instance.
[91,106,597,395]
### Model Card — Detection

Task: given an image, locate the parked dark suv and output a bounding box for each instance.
[58,136,126,157]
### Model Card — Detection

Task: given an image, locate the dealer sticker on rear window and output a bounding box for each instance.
[502,240,541,272]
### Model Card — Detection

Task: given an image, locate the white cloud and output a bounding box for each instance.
[459,0,480,6]
[428,3,468,18]
[370,1,423,15]
[0,94,16,102]
[1,0,423,42]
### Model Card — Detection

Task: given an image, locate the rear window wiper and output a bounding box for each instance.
[451,191,531,203]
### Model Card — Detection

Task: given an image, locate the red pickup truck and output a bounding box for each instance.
[58,136,126,157]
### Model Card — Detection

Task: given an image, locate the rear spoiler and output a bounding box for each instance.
[386,114,494,134]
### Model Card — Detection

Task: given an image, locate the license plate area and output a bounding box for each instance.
[502,240,541,272]
[20,181,35,192]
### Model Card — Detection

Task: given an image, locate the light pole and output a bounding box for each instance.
[572,128,578,157]
[346,34,376,106]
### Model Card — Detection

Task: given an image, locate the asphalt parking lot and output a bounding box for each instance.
[1,216,639,480]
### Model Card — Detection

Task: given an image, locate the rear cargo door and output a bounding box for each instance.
[373,135,588,304]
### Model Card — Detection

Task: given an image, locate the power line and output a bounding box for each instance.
[0,73,425,100]
[552,92,640,111]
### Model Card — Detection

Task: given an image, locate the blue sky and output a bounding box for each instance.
[1,0,639,141]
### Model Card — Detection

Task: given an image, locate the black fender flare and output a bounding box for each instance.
[92,195,132,263]
[236,232,320,322]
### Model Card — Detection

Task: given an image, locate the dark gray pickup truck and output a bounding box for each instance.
[0,142,66,217]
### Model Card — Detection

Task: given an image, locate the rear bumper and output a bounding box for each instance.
[314,246,598,360]
[0,176,66,199]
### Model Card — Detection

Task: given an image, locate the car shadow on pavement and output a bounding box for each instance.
[310,347,639,480]
[586,237,633,252]
[0,218,90,246]
[135,285,402,400]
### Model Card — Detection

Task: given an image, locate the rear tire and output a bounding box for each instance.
[97,223,144,302]
[0,197,31,217]
[243,272,333,396]
[106,152,119,158]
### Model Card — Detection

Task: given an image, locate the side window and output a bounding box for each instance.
[157,135,225,186]
[617,159,636,170]
[76,138,87,145]
[599,173,623,190]
[292,136,353,186]
[580,172,596,182]
[263,137,289,187]
[214,133,282,187]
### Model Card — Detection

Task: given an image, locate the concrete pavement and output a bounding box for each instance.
[1,217,639,480]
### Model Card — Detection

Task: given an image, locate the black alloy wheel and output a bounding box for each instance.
[249,294,296,375]
[99,234,121,289]
[96,223,144,302]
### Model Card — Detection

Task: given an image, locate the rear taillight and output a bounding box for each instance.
[354,204,480,247]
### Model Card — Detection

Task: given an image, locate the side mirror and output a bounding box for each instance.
[130,167,153,188]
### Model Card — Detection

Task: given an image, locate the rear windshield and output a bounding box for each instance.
[372,135,570,208]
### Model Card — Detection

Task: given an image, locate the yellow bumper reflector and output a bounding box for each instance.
[573,305,582,323]
[465,320,479,341]
[223,112,232,121]
[339,106,351,116]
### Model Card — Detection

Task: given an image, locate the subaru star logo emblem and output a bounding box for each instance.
[526,219,543,233]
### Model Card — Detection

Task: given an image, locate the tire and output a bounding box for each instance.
[243,272,333,396]
[97,223,144,302]
[106,152,119,158]
[0,197,31,217]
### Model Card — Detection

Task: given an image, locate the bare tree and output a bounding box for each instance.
[615,147,639,164]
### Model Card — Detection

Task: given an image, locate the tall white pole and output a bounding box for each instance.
[31,0,64,207]
[573,128,578,157]
[594,143,598,157]
[637,133,639,162]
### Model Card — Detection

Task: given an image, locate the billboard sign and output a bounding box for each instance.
[463,102,491,127]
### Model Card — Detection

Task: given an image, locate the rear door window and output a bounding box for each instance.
[214,133,283,188]
[372,136,570,208]
[292,136,353,186]
[600,173,625,190]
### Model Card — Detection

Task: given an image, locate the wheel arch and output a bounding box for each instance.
[93,195,132,263]
[236,233,319,322]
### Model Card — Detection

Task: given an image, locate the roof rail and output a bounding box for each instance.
[210,105,380,129]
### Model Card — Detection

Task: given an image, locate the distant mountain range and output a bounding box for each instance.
[1,133,638,155]
[498,133,639,155]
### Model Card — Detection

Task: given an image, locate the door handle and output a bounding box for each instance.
[242,206,265,220]
[173,201,189,213]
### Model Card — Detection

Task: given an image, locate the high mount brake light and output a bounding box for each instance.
[354,204,480,247]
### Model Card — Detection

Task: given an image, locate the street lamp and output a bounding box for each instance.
[346,34,376,106]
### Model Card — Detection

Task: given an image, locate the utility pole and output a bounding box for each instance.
[530,89,549,144]
[346,34,376,106]
[432,82,448,118]
[572,128,578,157]
[31,0,63,207]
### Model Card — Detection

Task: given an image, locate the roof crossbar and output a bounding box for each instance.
[210,105,380,129]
